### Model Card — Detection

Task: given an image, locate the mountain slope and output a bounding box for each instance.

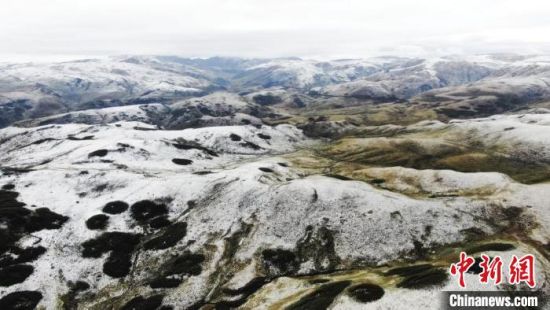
[1,114,548,309]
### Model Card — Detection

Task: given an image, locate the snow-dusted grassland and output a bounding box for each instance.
[1,55,549,309]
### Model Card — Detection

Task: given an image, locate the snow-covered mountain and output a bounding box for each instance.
[0,58,215,127]
[3,54,550,128]
[1,54,550,309]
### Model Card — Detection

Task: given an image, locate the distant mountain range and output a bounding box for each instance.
[2,54,550,127]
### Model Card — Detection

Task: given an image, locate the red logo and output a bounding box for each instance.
[450,252,536,288]
[450,252,475,288]
[479,254,503,285]
[509,254,536,288]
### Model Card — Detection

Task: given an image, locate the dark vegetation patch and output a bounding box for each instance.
[163,252,205,276]
[130,200,169,224]
[229,134,242,141]
[261,249,299,275]
[222,222,253,262]
[257,133,271,140]
[150,252,205,288]
[323,139,550,184]
[172,158,193,165]
[148,216,171,229]
[81,232,141,278]
[71,280,90,292]
[297,121,328,138]
[410,240,427,259]
[2,184,15,190]
[0,264,34,286]
[389,211,403,222]
[370,178,385,184]
[102,201,129,214]
[81,232,141,257]
[209,298,250,309]
[0,290,42,310]
[134,126,159,131]
[240,141,261,150]
[121,295,164,310]
[223,277,267,296]
[117,143,133,149]
[85,214,109,230]
[459,227,487,241]
[387,264,448,289]
[143,222,187,250]
[216,277,268,308]
[385,264,435,276]
[103,252,134,278]
[347,283,385,303]
[252,94,282,106]
[88,149,108,158]
[193,171,213,175]
[309,279,330,284]
[293,96,306,108]
[0,167,32,176]
[25,208,69,232]
[296,226,340,271]
[30,138,57,145]
[324,174,353,181]
[503,206,523,219]
[205,277,267,309]
[67,135,94,141]
[286,281,351,310]
[171,139,218,157]
[92,183,110,193]
[467,243,515,254]
[149,277,182,288]
[0,189,26,208]
[0,246,46,268]
[0,190,68,268]
[61,280,91,310]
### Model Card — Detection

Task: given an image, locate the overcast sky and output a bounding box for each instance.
[2,0,550,62]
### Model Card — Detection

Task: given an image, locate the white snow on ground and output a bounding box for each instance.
[0,122,305,171]
[0,122,309,307]
[354,167,515,196]
[171,92,251,110]
[246,59,326,88]
[0,58,209,94]
[14,104,168,127]
[399,112,550,161]
[1,114,549,308]
[449,113,550,147]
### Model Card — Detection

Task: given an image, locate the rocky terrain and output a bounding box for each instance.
[0,55,549,309]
